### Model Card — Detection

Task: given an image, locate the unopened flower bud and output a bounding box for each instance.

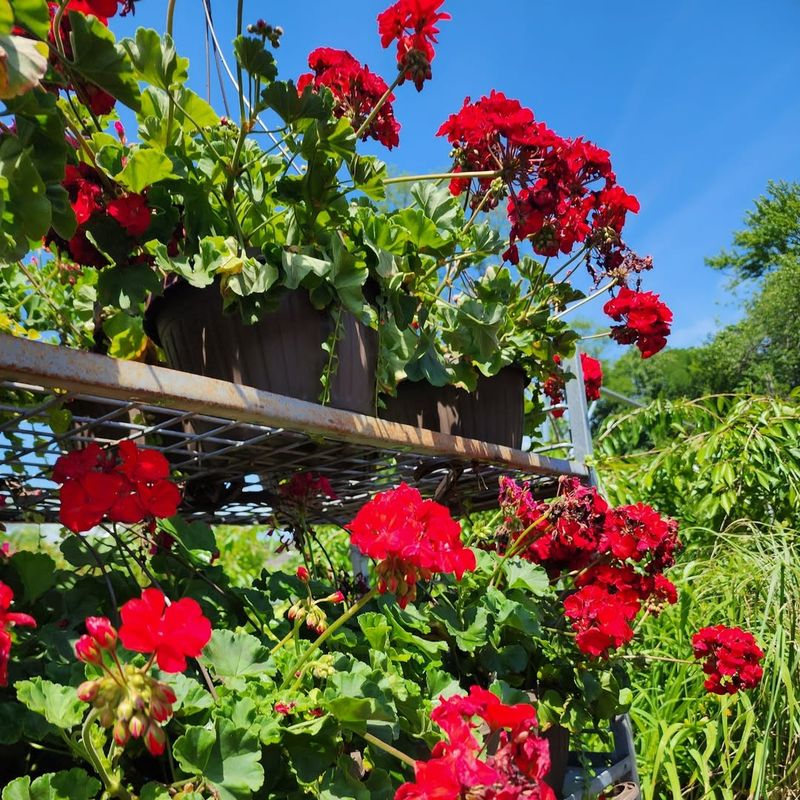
[325,591,345,605]
[116,698,134,722]
[86,617,118,650]
[75,634,103,665]
[150,696,174,724]
[129,712,147,739]
[144,722,167,756]
[296,566,310,582]
[77,679,101,703]
[99,706,116,728]
[113,719,130,747]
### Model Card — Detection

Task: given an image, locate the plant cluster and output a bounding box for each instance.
[1,0,673,429]
[0,443,765,799]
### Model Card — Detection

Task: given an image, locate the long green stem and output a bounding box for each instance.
[166,0,177,35]
[82,709,131,800]
[487,511,552,588]
[384,169,501,186]
[549,277,619,322]
[355,73,403,140]
[361,731,417,768]
[282,588,378,691]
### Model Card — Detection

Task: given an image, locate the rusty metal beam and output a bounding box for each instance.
[0,334,587,479]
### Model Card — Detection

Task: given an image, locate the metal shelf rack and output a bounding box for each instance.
[0,333,639,798]
[0,335,587,526]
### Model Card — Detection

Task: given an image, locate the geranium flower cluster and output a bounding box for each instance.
[37,1,134,117]
[377,0,450,90]
[279,471,338,506]
[395,686,554,800]
[542,353,603,418]
[498,478,680,657]
[298,48,401,149]
[46,161,153,267]
[0,581,36,687]
[75,588,212,755]
[53,440,181,533]
[692,625,764,695]
[347,483,476,608]
[603,286,673,358]
[436,91,640,271]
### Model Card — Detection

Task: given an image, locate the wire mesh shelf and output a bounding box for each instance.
[0,335,588,527]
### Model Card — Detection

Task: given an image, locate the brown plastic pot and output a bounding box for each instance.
[380,366,526,448]
[145,281,378,414]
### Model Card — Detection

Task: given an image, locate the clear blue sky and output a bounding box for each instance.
[114,1,800,350]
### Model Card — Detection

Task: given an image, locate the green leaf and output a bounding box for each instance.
[282,251,331,290]
[0,142,50,243]
[11,550,55,602]
[233,36,276,82]
[116,148,173,193]
[174,719,265,800]
[0,35,47,98]
[0,2,13,36]
[504,559,550,595]
[120,28,187,91]
[319,757,370,800]
[15,679,85,730]
[97,263,161,311]
[9,0,49,40]
[200,630,274,689]
[2,769,101,800]
[67,12,140,110]
[102,311,148,360]
[410,182,460,233]
[261,80,331,124]
[158,516,217,556]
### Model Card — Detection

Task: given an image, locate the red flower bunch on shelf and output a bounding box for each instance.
[377,0,450,90]
[279,471,338,506]
[347,483,476,607]
[298,48,401,149]
[542,353,603,418]
[437,91,640,269]
[53,440,181,533]
[692,625,764,695]
[603,286,673,358]
[75,589,212,755]
[47,162,153,267]
[396,686,554,800]
[0,582,36,687]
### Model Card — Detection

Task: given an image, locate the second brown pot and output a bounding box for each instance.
[380,366,526,448]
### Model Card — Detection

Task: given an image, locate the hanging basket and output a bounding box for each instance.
[145,281,378,415]
[380,366,526,448]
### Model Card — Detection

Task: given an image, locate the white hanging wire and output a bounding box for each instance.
[200,0,304,174]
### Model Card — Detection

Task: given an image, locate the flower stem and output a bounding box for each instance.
[621,653,694,666]
[354,72,403,140]
[81,709,131,800]
[281,588,378,691]
[580,331,612,341]
[384,170,501,186]
[550,277,619,322]
[360,731,417,768]
[487,511,551,588]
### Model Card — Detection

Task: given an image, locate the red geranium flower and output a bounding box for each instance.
[377,0,450,90]
[298,48,401,149]
[692,625,764,695]
[601,503,681,573]
[107,193,152,238]
[397,686,554,800]
[603,286,673,358]
[543,353,603,417]
[564,583,640,658]
[347,483,476,607]
[54,442,180,533]
[0,582,36,687]
[118,588,212,673]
